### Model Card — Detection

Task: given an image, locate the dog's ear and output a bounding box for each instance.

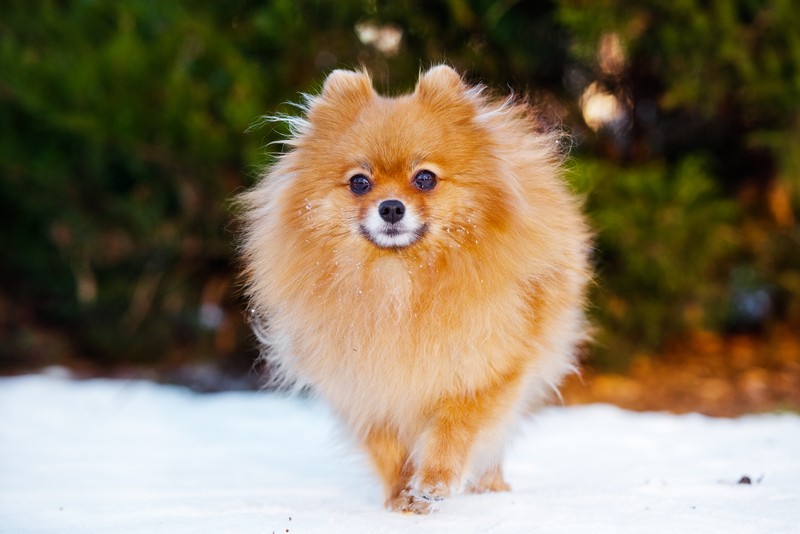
[308,69,374,126]
[415,65,469,107]
[416,65,462,95]
[320,69,374,107]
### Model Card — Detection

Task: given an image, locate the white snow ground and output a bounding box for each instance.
[1,374,798,534]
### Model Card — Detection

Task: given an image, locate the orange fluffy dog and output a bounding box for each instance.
[239,65,591,513]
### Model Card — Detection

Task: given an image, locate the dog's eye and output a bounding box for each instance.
[349,174,372,195]
[413,170,437,191]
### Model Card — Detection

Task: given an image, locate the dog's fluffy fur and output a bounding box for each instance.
[239,65,591,513]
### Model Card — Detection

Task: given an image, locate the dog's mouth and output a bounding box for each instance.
[359,222,428,249]
[359,199,428,249]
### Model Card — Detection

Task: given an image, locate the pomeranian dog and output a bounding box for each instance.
[239,65,591,514]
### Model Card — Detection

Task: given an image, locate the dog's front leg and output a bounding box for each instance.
[392,371,522,514]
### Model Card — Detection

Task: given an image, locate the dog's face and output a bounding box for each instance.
[274,66,515,257]
[348,164,437,249]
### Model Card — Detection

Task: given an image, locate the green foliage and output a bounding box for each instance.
[558,0,800,363]
[558,0,800,117]
[569,157,738,366]
[1,0,798,372]
[0,0,276,367]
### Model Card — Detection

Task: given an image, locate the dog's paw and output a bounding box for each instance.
[386,487,443,515]
[466,477,511,494]
[466,466,511,494]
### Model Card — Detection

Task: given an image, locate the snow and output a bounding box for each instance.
[1,374,798,533]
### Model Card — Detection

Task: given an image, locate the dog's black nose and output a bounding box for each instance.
[378,200,405,223]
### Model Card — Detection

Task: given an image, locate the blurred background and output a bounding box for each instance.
[1,0,798,415]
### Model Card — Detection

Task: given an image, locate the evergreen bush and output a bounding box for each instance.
[1,0,797,374]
